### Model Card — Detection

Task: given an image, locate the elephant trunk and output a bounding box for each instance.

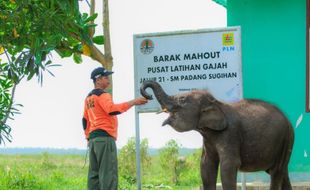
[140,81,177,111]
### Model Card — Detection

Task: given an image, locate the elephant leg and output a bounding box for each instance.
[269,170,283,190]
[200,149,219,190]
[281,170,292,190]
[219,158,240,190]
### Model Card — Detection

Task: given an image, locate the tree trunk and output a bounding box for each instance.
[103,0,113,93]
[89,0,95,38]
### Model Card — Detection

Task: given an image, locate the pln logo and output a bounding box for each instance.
[222,33,234,46]
[140,39,154,55]
[222,33,235,52]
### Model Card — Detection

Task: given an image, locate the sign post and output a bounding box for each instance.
[133,26,243,189]
[134,109,142,190]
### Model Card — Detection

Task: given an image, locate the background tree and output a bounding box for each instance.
[159,139,185,185]
[180,148,202,186]
[118,137,151,185]
[0,0,108,144]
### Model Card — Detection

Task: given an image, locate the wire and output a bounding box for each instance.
[84,0,91,7]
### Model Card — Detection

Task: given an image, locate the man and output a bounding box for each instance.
[82,67,148,190]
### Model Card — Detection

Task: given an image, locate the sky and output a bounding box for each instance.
[4,0,226,149]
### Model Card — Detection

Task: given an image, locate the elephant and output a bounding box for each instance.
[140,81,294,190]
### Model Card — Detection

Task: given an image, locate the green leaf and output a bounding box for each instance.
[81,13,88,21]
[92,35,105,45]
[35,52,42,65]
[55,49,73,58]
[27,70,36,81]
[73,53,82,64]
[85,13,98,23]
[73,43,82,51]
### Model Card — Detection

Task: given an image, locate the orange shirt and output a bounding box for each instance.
[83,89,131,140]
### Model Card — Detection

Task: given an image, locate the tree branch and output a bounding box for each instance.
[89,44,107,68]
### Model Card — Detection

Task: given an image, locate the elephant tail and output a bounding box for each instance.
[278,120,294,172]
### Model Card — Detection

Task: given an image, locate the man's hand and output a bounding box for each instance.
[128,97,148,106]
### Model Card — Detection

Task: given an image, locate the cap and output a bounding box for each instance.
[90,67,114,80]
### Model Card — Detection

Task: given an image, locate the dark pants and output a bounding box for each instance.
[88,136,118,190]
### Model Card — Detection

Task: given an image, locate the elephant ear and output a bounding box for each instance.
[198,99,227,131]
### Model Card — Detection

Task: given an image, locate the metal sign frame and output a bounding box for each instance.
[134,26,243,113]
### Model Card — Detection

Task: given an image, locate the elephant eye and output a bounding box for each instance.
[178,97,187,105]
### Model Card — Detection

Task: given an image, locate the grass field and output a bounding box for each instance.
[0,153,201,190]
[0,153,87,190]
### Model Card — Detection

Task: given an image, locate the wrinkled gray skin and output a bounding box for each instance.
[140,81,294,190]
